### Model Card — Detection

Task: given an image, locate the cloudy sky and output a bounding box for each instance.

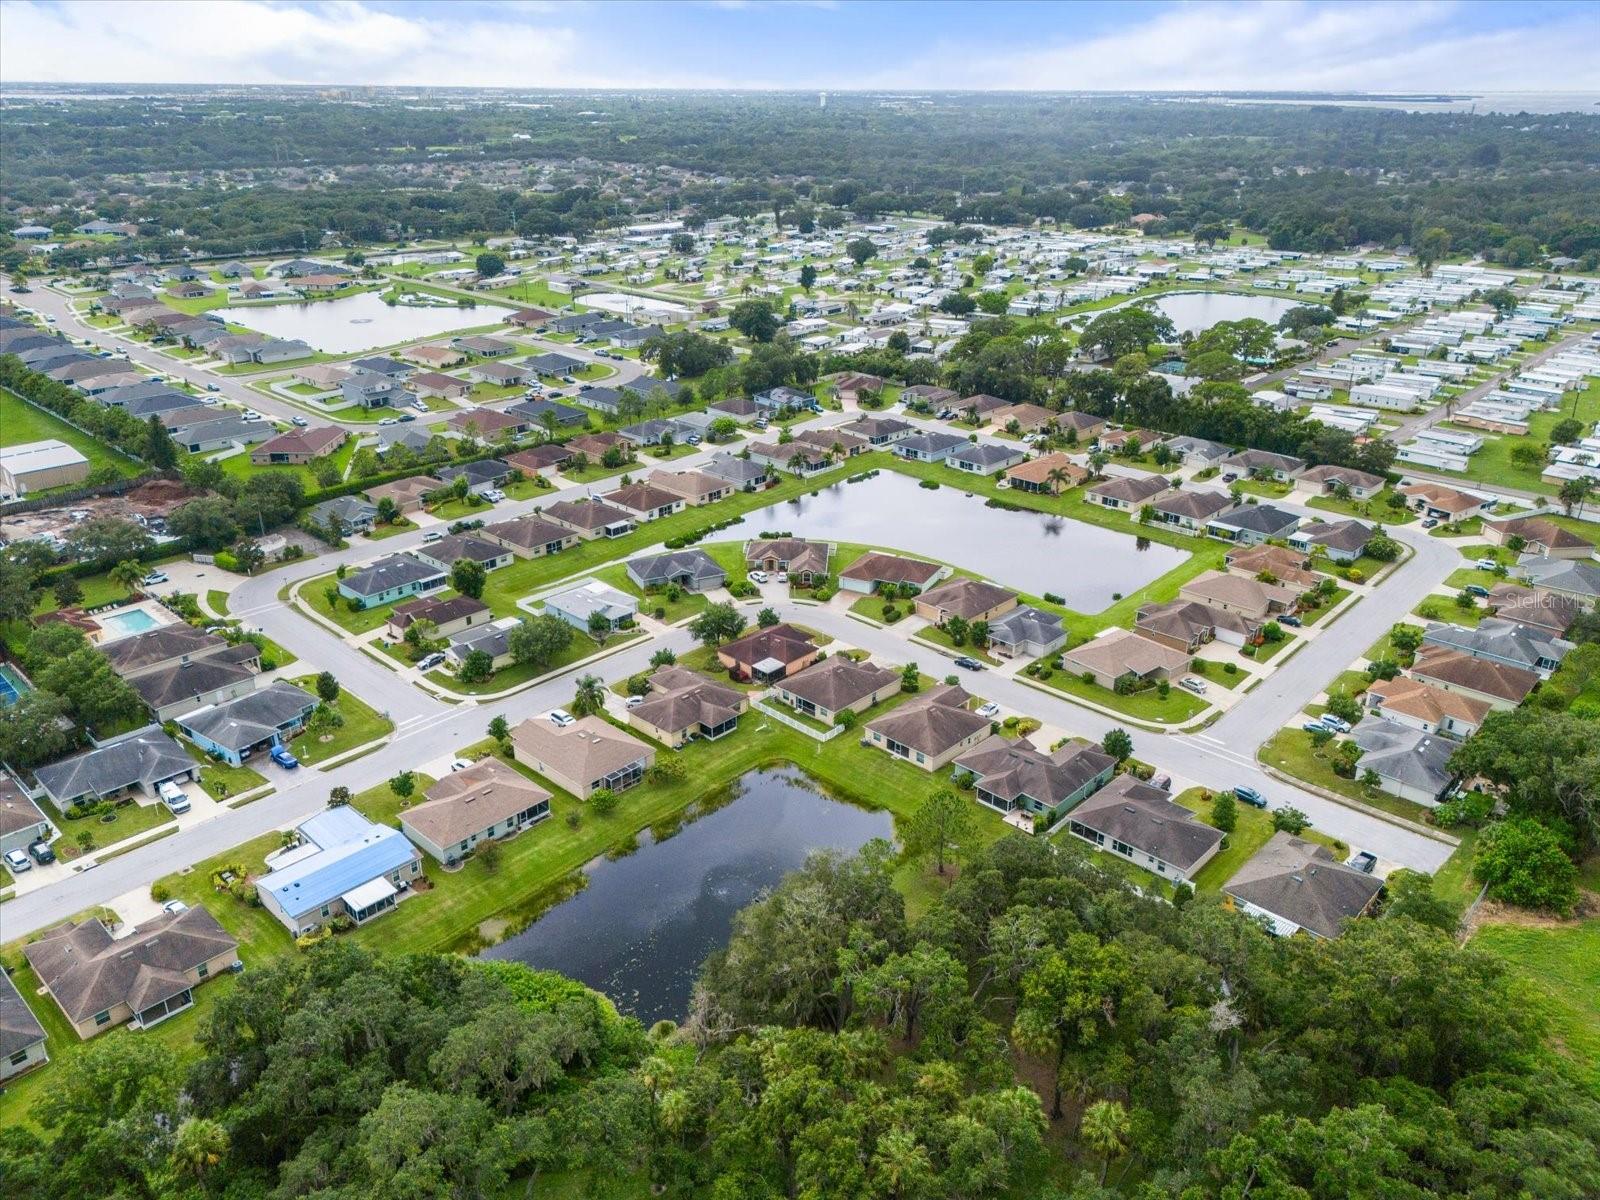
[2,0,1598,93]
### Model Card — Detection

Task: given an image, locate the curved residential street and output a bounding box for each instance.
[0,427,1464,939]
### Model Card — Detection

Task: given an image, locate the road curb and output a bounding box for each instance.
[1256,763,1459,846]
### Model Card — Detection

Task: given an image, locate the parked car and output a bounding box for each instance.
[398,413,416,423]
[421,529,444,544]
[1474,557,1499,571]
[1465,584,1490,598]
[748,570,769,584]
[1421,518,1438,528]
[1319,714,1351,733]
[162,899,190,915]
[205,383,221,392]
[1233,785,1268,808]
[549,708,576,728]
[289,415,309,427]
[775,570,788,583]
[1179,677,1207,695]
[379,417,398,426]
[1279,614,1303,627]
[1303,720,1333,734]
[1348,851,1378,874]
[953,656,985,671]
[241,409,263,421]
[158,780,191,814]
[28,839,56,865]
[417,651,446,670]
[481,488,505,503]
[560,375,576,384]
[1221,472,1238,483]
[4,847,33,873]
[626,695,645,708]
[449,758,473,773]
[976,702,1000,718]
[270,745,299,769]
[142,570,169,586]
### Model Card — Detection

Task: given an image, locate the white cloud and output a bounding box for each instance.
[857,2,1600,92]
[0,0,1594,91]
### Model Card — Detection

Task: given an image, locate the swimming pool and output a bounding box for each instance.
[0,664,31,706]
[100,609,162,639]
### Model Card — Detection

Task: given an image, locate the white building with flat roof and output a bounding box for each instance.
[0,439,90,496]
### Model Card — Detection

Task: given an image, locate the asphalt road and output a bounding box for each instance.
[7,277,646,433]
[1,424,1462,938]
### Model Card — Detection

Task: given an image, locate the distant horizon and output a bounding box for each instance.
[3,1,1597,94]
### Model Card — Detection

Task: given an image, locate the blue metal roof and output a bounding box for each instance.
[261,811,415,918]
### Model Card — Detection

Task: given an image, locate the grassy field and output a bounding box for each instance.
[1031,665,1208,723]
[40,795,174,858]
[422,628,636,695]
[184,741,269,801]
[591,562,709,624]
[1305,488,1420,524]
[1430,379,1600,496]
[1,389,142,482]
[1174,786,1344,893]
[1471,918,1600,1094]
[286,677,395,764]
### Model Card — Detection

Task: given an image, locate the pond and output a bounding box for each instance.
[1149,291,1302,336]
[480,766,893,1026]
[214,291,513,354]
[742,470,1187,611]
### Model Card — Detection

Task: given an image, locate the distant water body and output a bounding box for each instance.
[1201,92,1599,116]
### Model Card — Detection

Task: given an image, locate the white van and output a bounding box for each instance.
[421,529,444,544]
[158,780,191,814]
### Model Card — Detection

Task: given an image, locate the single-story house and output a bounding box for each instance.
[1206,505,1300,545]
[1347,719,1457,806]
[453,335,517,358]
[1296,464,1386,500]
[959,393,1012,422]
[524,351,586,376]
[403,344,468,370]
[309,495,379,534]
[101,624,243,680]
[445,618,521,673]
[1289,519,1372,564]
[1054,411,1106,441]
[365,475,444,515]
[1422,616,1573,679]
[1135,598,1259,651]
[628,666,747,747]
[746,537,831,584]
[772,656,900,723]
[541,498,635,539]
[1148,489,1234,535]
[838,551,949,595]
[1059,628,1191,691]
[626,548,727,592]
[1085,473,1171,511]
[337,554,448,609]
[130,650,262,723]
[480,515,578,559]
[896,432,968,462]
[748,440,831,475]
[841,416,913,445]
[400,759,552,865]
[1162,435,1230,465]
[753,386,820,414]
[0,779,54,858]
[511,715,654,799]
[986,606,1069,659]
[1223,833,1384,938]
[600,482,684,522]
[24,907,238,1039]
[1178,571,1299,621]
[1482,515,1594,560]
[901,384,959,409]
[648,469,731,507]
[1518,558,1600,605]
[617,419,678,447]
[990,403,1054,434]
[1066,774,1224,884]
[258,807,423,934]
[414,534,515,574]
[948,442,1027,474]
[702,454,772,491]
[1398,482,1496,523]
[1485,585,1582,638]
[447,408,529,439]
[913,577,1019,625]
[1221,449,1306,481]
[954,737,1116,821]
[506,398,587,429]
[435,459,511,495]
[1364,676,1490,740]
[1098,427,1164,454]
[865,684,990,771]
[177,682,318,767]
[0,969,47,1079]
[249,426,347,466]
[542,579,639,633]
[467,361,529,387]
[350,355,412,379]
[1005,452,1088,494]
[1224,543,1320,588]
[1406,646,1540,711]
[716,623,820,683]
[386,594,491,640]
[503,445,573,475]
[33,729,197,809]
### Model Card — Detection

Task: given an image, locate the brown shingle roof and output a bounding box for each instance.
[389,593,489,630]
[1365,676,1491,728]
[779,656,898,712]
[510,716,651,786]
[403,759,550,848]
[719,623,817,667]
[866,688,989,757]
[916,577,1017,619]
[839,551,944,588]
[1406,646,1539,704]
[1087,474,1171,505]
[1069,774,1223,872]
[1005,452,1087,489]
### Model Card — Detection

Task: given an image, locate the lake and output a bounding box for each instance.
[214,290,512,353]
[740,470,1187,611]
[481,766,893,1025]
[1150,291,1303,336]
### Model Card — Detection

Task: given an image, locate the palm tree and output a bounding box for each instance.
[1079,1099,1131,1185]
[571,673,605,717]
[1045,465,1072,495]
[171,1117,230,1197]
[109,559,145,596]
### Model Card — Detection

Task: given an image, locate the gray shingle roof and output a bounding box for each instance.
[0,969,46,1059]
[1224,833,1383,939]
[341,554,447,599]
[33,730,194,805]
[177,682,317,752]
[1067,774,1223,872]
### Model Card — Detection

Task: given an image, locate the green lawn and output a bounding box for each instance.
[916,623,1000,664]
[1256,728,1431,824]
[1430,380,1600,496]
[184,740,269,802]
[205,589,231,615]
[1471,918,1600,1094]
[1174,786,1344,893]
[1445,565,1511,590]
[287,677,395,764]
[1030,666,1208,724]
[1298,587,1351,626]
[423,629,638,695]
[1,389,142,483]
[217,437,357,489]
[1412,598,1487,627]
[592,563,708,624]
[40,795,175,859]
[1306,489,1419,525]
[1363,622,1425,666]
